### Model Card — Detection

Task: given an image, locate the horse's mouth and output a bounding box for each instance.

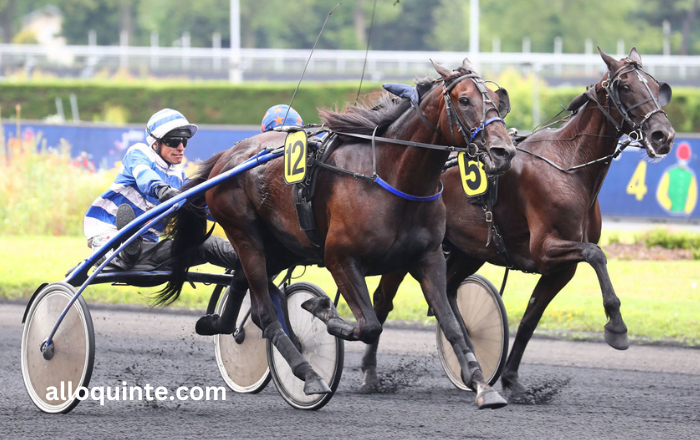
[643,137,668,160]
[482,154,512,176]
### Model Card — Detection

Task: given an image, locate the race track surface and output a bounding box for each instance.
[1,302,699,439]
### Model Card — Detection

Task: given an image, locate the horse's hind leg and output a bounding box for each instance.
[500,266,577,401]
[410,249,506,409]
[196,267,249,336]
[231,233,331,395]
[360,270,408,391]
[302,256,382,343]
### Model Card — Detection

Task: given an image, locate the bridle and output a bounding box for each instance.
[517,61,673,172]
[590,61,672,151]
[411,72,509,158]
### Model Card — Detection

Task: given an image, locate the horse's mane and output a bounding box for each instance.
[319,76,438,136]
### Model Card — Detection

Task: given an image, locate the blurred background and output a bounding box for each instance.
[1,0,699,340]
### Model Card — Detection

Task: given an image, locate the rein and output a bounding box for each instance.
[514,62,670,173]
[516,138,635,173]
[315,72,507,202]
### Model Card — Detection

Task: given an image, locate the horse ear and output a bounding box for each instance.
[658,82,672,107]
[431,59,452,79]
[597,46,620,72]
[628,47,643,66]
[461,57,476,73]
[496,88,510,116]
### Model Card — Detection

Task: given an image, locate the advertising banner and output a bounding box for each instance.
[3,121,699,221]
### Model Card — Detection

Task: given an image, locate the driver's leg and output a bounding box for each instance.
[195,236,240,270]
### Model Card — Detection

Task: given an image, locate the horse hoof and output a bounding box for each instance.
[476,388,508,410]
[301,296,334,318]
[501,378,527,401]
[303,371,332,395]
[195,314,220,336]
[361,368,379,393]
[604,328,629,350]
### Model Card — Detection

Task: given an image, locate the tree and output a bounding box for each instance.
[138,0,228,48]
[636,0,700,55]
[430,0,665,55]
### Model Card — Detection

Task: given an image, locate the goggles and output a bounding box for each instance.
[160,137,188,149]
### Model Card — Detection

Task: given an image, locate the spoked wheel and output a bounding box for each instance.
[21,282,95,414]
[214,289,271,393]
[436,274,508,390]
[267,282,344,410]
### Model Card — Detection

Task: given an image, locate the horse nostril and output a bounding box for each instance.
[651,131,667,145]
[491,147,509,161]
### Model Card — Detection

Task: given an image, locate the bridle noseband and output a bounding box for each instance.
[410,73,508,158]
[591,61,671,149]
[441,74,507,157]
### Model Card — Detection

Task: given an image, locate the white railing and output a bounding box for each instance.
[1,43,699,81]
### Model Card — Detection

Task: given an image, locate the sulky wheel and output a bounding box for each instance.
[21,282,95,414]
[214,288,271,394]
[267,282,344,410]
[436,274,509,390]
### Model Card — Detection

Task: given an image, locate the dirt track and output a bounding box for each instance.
[2,302,699,439]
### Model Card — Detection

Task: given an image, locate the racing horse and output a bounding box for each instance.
[364,47,675,400]
[159,59,516,408]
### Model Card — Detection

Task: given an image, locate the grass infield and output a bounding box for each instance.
[1,235,698,345]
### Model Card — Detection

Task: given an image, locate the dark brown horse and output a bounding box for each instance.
[364,48,675,401]
[159,59,516,408]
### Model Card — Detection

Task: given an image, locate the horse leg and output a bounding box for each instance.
[302,258,382,344]
[444,248,485,352]
[361,249,485,392]
[500,266,577,400]
[410,249,507,409]
[195,268,249,335]
[581,243,629,350]
[534,238,629,350]
[233,235,330,395]
[360,270,408,391]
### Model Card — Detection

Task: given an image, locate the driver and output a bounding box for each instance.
[83,108,238,271]
[261,104,304,132]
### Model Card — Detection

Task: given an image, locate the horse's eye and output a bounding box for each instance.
[620,84,631,92]
[458,96,470,105]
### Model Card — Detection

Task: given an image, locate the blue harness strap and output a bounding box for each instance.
[374,176,444,202]
[470,117,506,141]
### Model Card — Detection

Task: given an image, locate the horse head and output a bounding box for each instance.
[431,58,516,174]
[595,47,675,158]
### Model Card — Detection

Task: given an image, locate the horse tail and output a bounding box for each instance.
[154,151,225,306]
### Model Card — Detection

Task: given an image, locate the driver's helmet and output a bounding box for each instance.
[261,105,303,133]
[146,108,198,146]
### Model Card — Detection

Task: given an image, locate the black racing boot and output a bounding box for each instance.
[115,204,141,269]
[197,236,240,270]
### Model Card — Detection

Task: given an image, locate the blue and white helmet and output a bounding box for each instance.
[146,108,198,146]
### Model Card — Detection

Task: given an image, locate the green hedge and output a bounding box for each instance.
[0,80,382,126]
[1,79,699,132]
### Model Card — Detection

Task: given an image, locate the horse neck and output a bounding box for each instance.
[552,94,622,199]
[379,103,449,196]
